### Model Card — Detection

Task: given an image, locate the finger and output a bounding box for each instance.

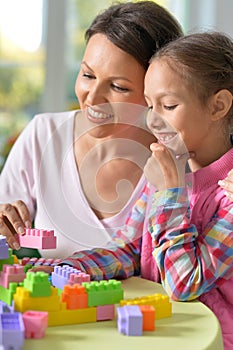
[151,144,177,175]
[0,215,20,250]
[12,200,32,230]
[218,179,233,191]
[0,202,27,235]
[225,191,233,202]
[227,169,233,177]
[151,143,185,188]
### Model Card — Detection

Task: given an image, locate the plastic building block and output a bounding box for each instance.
[82,280,124,307]
[13,254,19,264]
[0,312,25,350]
[0,264,26,288]
[23,271,51,297]
[117,305,143,336]
[48,306,97,326]
[61,284,88,309]
[17,228,57,249]
[96,304,115,321]
[51,265,84,290]
[0,236,9,259]
[0,249,14,271]
[68,272,90,285]
[14,286,61,313]
[139,305,155,331]
[120,293,172,319]
[21,257,62,267]
[0,282,18,306]
[22,311,48,338]
[0,301,14,313]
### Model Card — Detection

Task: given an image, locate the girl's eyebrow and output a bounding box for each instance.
[145,91,178,99]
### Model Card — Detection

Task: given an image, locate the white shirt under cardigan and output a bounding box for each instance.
[0,111,147,259]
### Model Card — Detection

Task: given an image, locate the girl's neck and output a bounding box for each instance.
[188,138,232,172]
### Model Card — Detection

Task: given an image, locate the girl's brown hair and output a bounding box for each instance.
[151,32,233,120]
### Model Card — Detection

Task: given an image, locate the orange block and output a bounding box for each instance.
[61,284,88,309]
[139,305,155,331]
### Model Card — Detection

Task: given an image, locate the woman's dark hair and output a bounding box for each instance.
[85,1,183,70]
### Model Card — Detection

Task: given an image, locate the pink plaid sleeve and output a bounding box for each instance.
[59,184,150,280]
[149,187,233,301]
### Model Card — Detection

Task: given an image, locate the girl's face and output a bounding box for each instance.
[75,33,147,126]
[144,59,212,154]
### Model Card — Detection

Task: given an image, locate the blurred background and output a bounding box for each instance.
[0,0,232,171]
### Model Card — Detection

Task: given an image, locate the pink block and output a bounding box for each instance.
[22,311,48,338]
[97,304,115,321]
[0,264,26,288]
[18,228,57,249]
[68,272,91,285]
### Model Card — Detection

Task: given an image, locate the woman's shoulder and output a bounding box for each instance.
[32,110,78,128]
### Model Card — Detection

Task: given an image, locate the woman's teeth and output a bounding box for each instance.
[87,107,113,119]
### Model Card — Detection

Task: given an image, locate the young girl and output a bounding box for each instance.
[135,31,233,349]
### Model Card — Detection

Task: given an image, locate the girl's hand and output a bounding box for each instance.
[218,169,233,201]
[0,200,32,250]
[144,142,188,190]
[28,266,54,274]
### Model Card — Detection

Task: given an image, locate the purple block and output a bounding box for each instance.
[0,312,25,349]
[0,236,9,260]
[117,305,143,336]
[0,301,14,314]
[51,265,82,290]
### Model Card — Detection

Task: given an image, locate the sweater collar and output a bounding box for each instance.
[186,148,233,191]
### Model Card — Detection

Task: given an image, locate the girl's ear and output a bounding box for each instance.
[210,89,233,121]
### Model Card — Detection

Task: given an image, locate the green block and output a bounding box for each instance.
[82,279,124,307]
[23,271,51,297]
[23,264,33,273]
[0,249,14,271]
[0,282,17,305]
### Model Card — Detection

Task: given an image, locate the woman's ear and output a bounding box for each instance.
[210,89,233,121]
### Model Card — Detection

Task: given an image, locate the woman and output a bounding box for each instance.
[0,1,183,259]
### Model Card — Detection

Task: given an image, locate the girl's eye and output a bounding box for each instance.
[111,84,129,92]
[164,105,178,110]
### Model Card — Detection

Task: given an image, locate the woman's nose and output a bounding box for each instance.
[86,83,108,106]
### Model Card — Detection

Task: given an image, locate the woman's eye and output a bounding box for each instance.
[83,73,95,79]
[164,105,177,110]
[111,84,129,92]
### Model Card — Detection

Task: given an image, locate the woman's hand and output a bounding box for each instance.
[218,169,233,201]
[144,142,188,190]
[0,200,32,250]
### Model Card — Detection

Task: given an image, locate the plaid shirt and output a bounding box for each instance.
[62,149,233,301]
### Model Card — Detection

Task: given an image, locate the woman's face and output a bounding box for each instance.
[75,33,146,126]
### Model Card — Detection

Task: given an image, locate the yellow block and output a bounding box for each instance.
[48,307,97,326]
[119,293,172,319]
[14,286,61,312]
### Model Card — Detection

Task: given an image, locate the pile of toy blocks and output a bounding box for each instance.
[0,230,173,348]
